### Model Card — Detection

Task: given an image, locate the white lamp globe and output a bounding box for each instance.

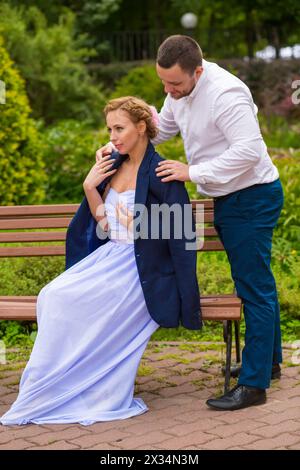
[180,12,198,30]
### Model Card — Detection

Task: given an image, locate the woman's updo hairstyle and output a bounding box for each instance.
[104,96,158,139]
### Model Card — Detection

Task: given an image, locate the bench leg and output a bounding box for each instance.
[223,320,232,394]
[234,320,241,364]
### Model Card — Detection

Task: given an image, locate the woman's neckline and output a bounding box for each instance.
[110,186,135,195]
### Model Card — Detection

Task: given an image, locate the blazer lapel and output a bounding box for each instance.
[135,142,155,206]
[134,142,155,235]
[97,151,129,194]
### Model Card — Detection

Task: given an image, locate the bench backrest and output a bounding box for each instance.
[0,200,223,258]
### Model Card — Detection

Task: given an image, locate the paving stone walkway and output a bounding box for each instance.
[0,342,299,450]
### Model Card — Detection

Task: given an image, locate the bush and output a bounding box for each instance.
[273,156,300,248]
[88,60,153,91]
[259,115,300,149]
[110,64,165,109]
[0,36,45,205]
[41,120,109,203]
[218,58,300,120]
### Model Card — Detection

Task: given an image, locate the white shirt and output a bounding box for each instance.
[152,59,279,197]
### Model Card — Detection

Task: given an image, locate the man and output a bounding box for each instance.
[96,35,284,411]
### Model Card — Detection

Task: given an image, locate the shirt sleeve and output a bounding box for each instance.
[151,95,180,145]
[188,88,266,185]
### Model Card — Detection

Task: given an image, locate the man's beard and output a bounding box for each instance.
[170,80,197,100]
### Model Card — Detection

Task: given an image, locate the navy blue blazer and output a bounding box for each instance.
[65,142,202,330]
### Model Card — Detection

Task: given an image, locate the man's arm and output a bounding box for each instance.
[189,89,266,185]
[151,95,180,145]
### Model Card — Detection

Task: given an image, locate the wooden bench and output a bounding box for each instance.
[0,200,242,393]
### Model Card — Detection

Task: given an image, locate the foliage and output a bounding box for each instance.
[0,36,45,205]
[273,156,300,248]
[5,0,300,62]
[0,3,105,125]
[220,59,300,120]
[259,116,300,148]
[88,61,148,92]
[70,0,122,58]
[40,120,109,203]
[110,65,165,110]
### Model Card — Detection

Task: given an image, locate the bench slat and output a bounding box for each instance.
[0,295,242,321]
[0,218,72,230]
[202,228,218,237]
[0,296,37,302]
[0,201,212,216]
[191,199,214,210]
[0,246,65,257]
[194,211,214,223]
[0,232,66,243]
[0,241,224,256]
[0,204,79,217]
[198,240,224,251]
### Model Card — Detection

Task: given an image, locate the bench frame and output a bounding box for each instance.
[0,200,242,393]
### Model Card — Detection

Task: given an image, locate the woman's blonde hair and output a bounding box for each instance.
[104,96,158,139]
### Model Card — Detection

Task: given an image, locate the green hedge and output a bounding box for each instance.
[41,120,109,203]
[0,36,45,205]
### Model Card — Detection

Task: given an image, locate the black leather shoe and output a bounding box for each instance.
[222,363,281,380]
[206,384,267,411]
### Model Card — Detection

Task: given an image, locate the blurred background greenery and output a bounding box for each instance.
[0,0,299,346]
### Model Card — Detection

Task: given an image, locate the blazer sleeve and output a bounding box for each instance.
[162,180,202,329]
[65,193,109,270]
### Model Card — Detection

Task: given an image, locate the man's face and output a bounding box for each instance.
[156,63,203,100]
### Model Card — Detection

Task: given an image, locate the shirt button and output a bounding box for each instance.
[142,280,147,285]
[136,253,140,257]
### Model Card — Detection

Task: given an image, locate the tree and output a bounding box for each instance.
[0,3,105,125]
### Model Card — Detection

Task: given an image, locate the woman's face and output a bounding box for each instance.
[106,109,144,155]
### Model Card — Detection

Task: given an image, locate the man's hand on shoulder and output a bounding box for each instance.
[155,159,191,182]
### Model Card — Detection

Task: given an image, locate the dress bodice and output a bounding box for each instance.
[104,187,135,244]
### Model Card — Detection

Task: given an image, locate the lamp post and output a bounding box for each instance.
[180,12,198,38]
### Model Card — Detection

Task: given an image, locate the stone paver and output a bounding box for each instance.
[0,342,299,450]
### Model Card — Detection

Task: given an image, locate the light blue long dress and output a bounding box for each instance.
[0,188,159,426]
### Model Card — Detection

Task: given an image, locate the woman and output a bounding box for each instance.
[0,97,201,426]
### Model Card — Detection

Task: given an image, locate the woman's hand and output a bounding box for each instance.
[95,142,116,163]
[83,155,117,190]
[116,202,134,231]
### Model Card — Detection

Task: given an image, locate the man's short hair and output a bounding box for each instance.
[157,35,203,75]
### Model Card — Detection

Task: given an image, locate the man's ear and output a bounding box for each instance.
[195,66,203,80]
